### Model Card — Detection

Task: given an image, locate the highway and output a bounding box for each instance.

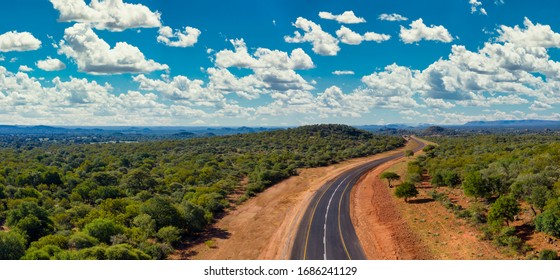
[290,137,425,260]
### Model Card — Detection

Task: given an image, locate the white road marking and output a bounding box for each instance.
[323,175,350,260]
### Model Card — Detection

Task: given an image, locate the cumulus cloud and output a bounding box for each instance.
[36,57,66,71]
[332,70,354,75]
[133,74,226,107]
[318,11,366,24]
[378,13,408,22]
[399,19,454,44]
[215,39,314,70]
[58,23,168,75]
[336,26,390,45]
[207,39,315,98]
[18,65,33,72]
[157,26,201,47]
[497,17,560,48]
[469,0,488,15]
[49,0,161,31]
[284,17,340,56]
[0,65,222,125]
[360,18,560,114]
[529,100,553,111]
[0,31,41,52]
[423,98,456,109]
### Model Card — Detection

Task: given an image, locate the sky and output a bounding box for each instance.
[1,0,560,126]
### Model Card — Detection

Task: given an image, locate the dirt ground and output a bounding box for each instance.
[350,156,433,259]
[350,138,510,260]
[171,141,419,260]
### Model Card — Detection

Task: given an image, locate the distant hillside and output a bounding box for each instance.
[284,124,374,140]
[464,120,560,128]
[420,126,454,136]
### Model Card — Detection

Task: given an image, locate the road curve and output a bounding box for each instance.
[290,137,425,260]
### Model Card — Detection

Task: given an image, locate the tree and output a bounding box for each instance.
[488,196,520,226]
[156,226,181,245]
[535,203,560,238]
[140,197,183,230]
[462,170,492,200]
[380,172,400,188]
[404,150,414,158]
[394,182,418,202]
[6,202,54,242]
[84,218,124,244]
[0,231,26,260]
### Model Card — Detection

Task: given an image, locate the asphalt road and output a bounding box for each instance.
[290,137,425,260]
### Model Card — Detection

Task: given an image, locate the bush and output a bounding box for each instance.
[84,218,124,244]
[157,226,181,245]
[539,249,559,260]
[106,244,150,260]
[140,197,183,230]
[29,234,68,250]
[0,231,26,260]
[535,206,560,238]
[68,232,99,249]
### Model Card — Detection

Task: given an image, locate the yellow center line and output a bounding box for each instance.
[303,180,336,260]
[338,179,354,260]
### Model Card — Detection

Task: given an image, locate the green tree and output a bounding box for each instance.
[181,202,208,234]
[105,244,150,260]
[156,226,181,245]
[394,182,419,203]
[0,231,26,260]
[6,202,54,242]
[68,232,99,249]
[84,218,124,244]
[462,170,492,200]
[380,172,400,188]
[535,203,560,238]
[488,196,520,226]
[140,197,183,230]
[404,150,414,158]
[133,214,156,239]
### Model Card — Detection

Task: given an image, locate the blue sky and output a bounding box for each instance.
[1,0,560,126]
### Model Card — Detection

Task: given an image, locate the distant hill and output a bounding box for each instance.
[281,124,375,140]
[464,120,560,128]
[420,126,453,136]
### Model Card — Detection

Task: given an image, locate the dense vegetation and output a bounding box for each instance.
[423,134,560,255]
[0,124,404,259]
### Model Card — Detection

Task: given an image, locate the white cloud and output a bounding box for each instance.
[399,19,454,44]
[49,0,161,31]
[360,18,560,114]
[215,39,314,70]
[378,13,408,22]
[423,98,456,109]
[332,70,354,75]
[0,31,41,52]
[284,17,340,56]
[497,17,560,48]
[469,0,488,15]
[18,65,33,72]
[157,26,201,47]
[318,11,366,24]
[336,26,390,45]
[36,57,66,71]
[529,100,553,111]
[58,23,168,75]
[0,65,222,125]
[208,39,315,98]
